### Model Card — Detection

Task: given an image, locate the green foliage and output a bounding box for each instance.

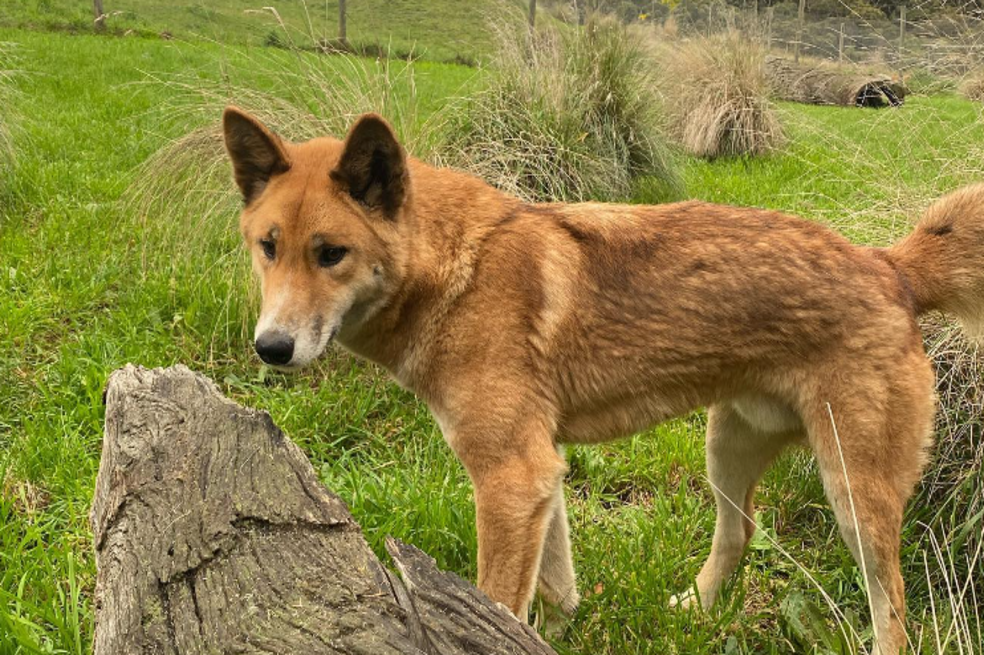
[781,591,862,653]
[0,0,514,63]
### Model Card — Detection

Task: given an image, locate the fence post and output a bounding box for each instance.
[766,5,774,51]
[339,0,347,45]
[529,0,537,30]
[838,21,845,63]
[899,4,906,47]
[795,0,806,62]
[898,4,906,77]
[93,0,105,31]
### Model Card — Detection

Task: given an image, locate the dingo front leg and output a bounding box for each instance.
[454,419,567,621]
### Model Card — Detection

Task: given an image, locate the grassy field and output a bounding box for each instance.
[0,19,982,655]
[0,0,530,63]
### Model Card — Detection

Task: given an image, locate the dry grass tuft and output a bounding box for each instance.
[122,13,434,341]
[911,213,984,611]
[889,319,984,619]
[658,31,784,159]
[960,70,984,102]
[919,317,983,534]
[437,15,676,202]
[1,471,50,516]
[124,26,430,278]
[766,56,905,108]
[0,43,18,172]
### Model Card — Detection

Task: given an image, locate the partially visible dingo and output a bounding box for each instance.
[223,106,984,654]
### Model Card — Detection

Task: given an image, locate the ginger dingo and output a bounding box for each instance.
[223,107,984,654]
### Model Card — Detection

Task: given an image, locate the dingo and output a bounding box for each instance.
[223,107,984,654]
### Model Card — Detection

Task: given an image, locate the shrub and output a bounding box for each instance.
[437,16,677,202]
[658,31,784,158]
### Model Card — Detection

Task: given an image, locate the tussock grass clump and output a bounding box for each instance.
[959,70,984,102]
[0,43,17,172]
[123,29,432,342]
[894,317,984,645]
[659,31,784,158]
[125,45,428,256]
[919,316,983,559]
[128,46,428,227]
[437,17,676,202]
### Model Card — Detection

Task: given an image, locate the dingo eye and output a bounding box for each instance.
[319,246,347,268]
[260,239,276,260]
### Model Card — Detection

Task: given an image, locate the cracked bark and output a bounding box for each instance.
[765,57,906,107]
[91,365,556,655]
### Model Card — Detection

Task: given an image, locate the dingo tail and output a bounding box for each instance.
[888,183,984,340]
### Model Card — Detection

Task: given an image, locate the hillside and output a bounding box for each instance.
[0,0,527,63]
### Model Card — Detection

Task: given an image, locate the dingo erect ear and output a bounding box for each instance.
[331,114,407,218]
[222,106,290,204]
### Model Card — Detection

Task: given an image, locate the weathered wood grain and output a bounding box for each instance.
[91,364,555,655]
[766,57,905,107]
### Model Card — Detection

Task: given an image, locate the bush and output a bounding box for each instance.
[658,31,784,159]
[437,16,677,202]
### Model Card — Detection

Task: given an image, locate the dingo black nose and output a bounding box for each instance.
[255,331,294,366]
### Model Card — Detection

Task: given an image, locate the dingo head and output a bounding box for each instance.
[223,107,410,369]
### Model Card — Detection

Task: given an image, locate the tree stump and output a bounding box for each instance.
[90,364,556,655]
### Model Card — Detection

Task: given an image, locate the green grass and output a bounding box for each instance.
[665,99,984,244]
[0,0,527,63]
[0,24,982,655]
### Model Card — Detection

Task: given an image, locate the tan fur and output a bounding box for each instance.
[223,107,984,654]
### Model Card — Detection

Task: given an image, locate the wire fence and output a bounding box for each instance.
[623,1,984,82]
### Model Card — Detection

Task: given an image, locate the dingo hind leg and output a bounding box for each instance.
[674,401,797,610]
[805,353,934,655]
